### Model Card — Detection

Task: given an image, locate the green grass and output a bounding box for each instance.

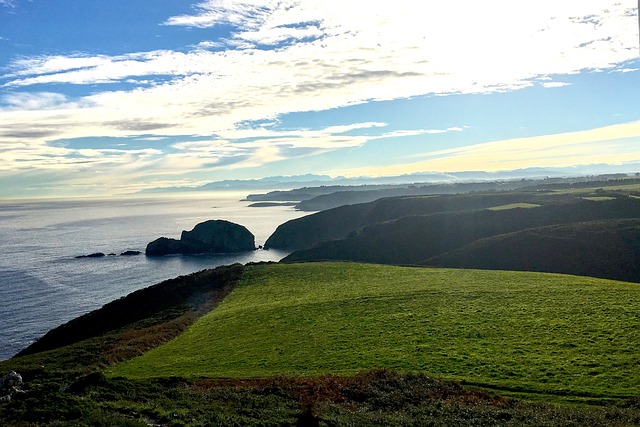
[109,262,640,400]
[541,183,640,195]
[603,183,640,192]
[582,196,617,201]
[487,203,541,211]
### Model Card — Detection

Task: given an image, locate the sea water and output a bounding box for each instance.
[0,192,309,360]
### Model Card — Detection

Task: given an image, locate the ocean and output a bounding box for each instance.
[0,192,309,361]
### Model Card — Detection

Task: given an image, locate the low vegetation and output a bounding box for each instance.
[3,262,640,425]
[4,180,640,425]
[265,192,549,250]
[5,369,640,426]
[282,198,640,283]
[582,196,617,201]
[111,263,640,401]
[257,175,640,212]
[267,177,640,252]
[423,219,640,283]
[487,203,541,210]
[13,264,244,374]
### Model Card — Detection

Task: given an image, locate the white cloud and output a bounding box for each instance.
[0,0,638,193]
[166,122,388,170]
[163,0,279,29]
[541,82,571,88]
[371,129,446,139]
[235,23,323,46]
[0,106,457,190]
[159,123,469,175]
[335,121,640,177]
[6,1,637,91]
[320,122,386,135]
[194,40,225,50]
[3,51,209,87]
[1,92,87,110]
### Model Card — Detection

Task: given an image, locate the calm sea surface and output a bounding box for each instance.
[0,192,309,360]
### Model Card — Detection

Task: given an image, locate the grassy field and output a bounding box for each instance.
[581,196,617,201]
[109,262,640,400]
[541,183,640,195]
[487,203,541,210]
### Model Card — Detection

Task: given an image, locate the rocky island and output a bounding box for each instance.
[145,219,255,256]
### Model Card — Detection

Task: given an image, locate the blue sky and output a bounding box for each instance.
[0,0,639,197]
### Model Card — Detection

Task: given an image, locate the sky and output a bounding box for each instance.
[0,0,639,198]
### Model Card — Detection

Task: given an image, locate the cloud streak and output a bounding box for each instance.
[163,0,279,29]
[337,122,640,177]
[0,0,638,195]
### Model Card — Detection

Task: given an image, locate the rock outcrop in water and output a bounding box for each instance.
[75,252,106,259]
[75,251,142,259]
[146,220,255,256]
[120,250,141,256]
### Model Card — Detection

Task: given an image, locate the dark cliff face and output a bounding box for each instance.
[422,218,640,283]
[263,203,375,251]
[146,237,185,256]
[146,220,255,256]
[16,264,245,357]
[280,197,640,283]
[181,220,256,253]
[264,192,549,251]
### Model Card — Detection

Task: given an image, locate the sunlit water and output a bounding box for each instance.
[0,192,309,360]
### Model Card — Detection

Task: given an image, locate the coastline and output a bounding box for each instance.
[0,193,308,360]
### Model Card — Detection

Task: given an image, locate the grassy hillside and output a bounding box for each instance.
[16,263,244,361]
[283,198,640,270]
[3,262,640,425]
[423,219,640,282]
[265,191,555,250]
[294,180,535,211]
[109,262,640,400]
[274,177,640,211]
[266,180,640,252]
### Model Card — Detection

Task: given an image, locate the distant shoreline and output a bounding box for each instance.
[248,202,298,208]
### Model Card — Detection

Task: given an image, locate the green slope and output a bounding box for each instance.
[423,219,640,282]
[16,264,244,358]
[109,262,640,399]
[265,191,552,250]
[281,198,640,278]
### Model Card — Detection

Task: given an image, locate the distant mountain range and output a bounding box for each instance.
[139,163,640,193]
